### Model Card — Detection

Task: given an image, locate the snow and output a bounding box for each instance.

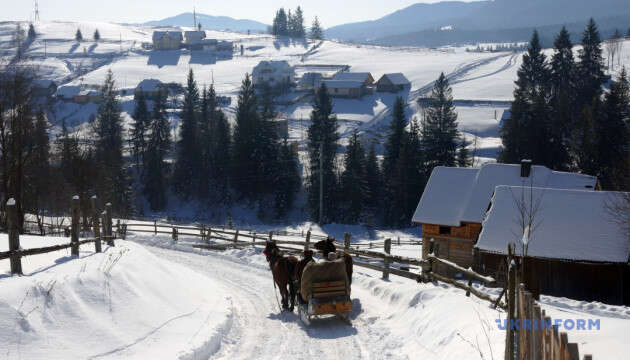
[413,163,598,226]
[0,235,231,359]
[476,186,630,262]
[6,198,15,206]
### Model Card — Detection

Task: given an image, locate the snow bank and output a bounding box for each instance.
[0,235,231,359]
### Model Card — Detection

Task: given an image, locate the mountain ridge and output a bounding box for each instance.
[145,12,268,32]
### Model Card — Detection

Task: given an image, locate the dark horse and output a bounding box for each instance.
[314,237,354,285]
[263,241,298,311]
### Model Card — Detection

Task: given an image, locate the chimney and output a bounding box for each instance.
[520,159,532,178]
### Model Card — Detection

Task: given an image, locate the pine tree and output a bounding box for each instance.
[75,29,83,42]
[255,82,281,199]
[456,135,472,167]
[173,69,201,199]
[422,73,459,169]
[293,7,306,38]
[383,96,407,176]
[273,138,300,218]
[340,131,367,223]
[95,69,131,215]
[232,74,260,199]
[307,83,339,223]
[27,24,36,39]
[94,29,101,42]
[364,143,382,220]
[571,105,599,176]
[130,91,149,171]
[576,19,606,107]
[144,91,171,211]
[209,88,231,202]
[272,8,289,36]
[599,68,630,189]
[310,17,323,40]
[25,111,50,212]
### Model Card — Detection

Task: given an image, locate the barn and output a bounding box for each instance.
[322,80,364,98]
[411,162,598,276]
[475,186,630,305]
[376,73,410,92]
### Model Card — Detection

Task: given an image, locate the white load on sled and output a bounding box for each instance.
[298,258,352,325]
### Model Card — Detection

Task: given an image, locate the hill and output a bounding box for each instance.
[145,12,268,33]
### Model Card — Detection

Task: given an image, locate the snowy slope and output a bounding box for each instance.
[0,235,231,359]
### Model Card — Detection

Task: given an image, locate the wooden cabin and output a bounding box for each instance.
[322,80,364,98]
[475,186,630,305]
[376,73,410,92]
[412,162,598,276]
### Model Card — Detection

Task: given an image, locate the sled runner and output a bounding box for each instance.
[298,258,352,325]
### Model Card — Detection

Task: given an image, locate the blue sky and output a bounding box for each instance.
[1,0,476,27]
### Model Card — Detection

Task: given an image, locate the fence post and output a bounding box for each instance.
[344,233,350,251]
[397,236,400,246]
[506,243,516,360]
[268,231,273,243]
[233,230,239,243]
[304,230,311,251]
[154,220,157,235]
[7,198,22,275]
[116,219,120,239]
[383,238,391,279]
[91,196,101,253]
[105,203,114,246]
[172,226,178,241]
[71,195,80,256]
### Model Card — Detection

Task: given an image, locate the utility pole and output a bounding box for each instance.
[319,142,324,224]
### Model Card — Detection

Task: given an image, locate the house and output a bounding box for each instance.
[322,80,364,98]
[152,31,183,50]
[189,38,218,51]
[73,89,100,104]
[32,79,57,98]
[184,31,206,44]
[332,72,374,86]
[134,79,164,99]
[297,72,323,91]
[411,162,598,275]
[475,186,630,305]
[252,60,295,89]
[376,73,410,92]
[216,40,233,52]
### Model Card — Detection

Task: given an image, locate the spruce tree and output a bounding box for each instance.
[95,70,131,215]
[173,69,200,199]
[599,68,630,189]
[273,8,288,36]
[256,82,281,199]
[144,91,171,211]
[94,29,101,42]
[75,29,83,42]
[576,19,606,107]
[27,24,36,39]
[273,138,300,218]
[198,87,212,199]
[383,96,406,176]
[364,143,382,221]
[209,88,231,202]
[310,17,323,40]
[422,72,459,169]
[307,83,339,223]
[293,7,306,38]
[232,74,260,199]
[130,91,149,171]
[26,111,50,211]
[456,135,472,167]
[341,131,367,223]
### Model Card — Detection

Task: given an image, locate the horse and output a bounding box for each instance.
[263,241,298,311]
[314,238,354,285]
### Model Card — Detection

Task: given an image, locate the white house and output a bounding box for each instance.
[152,31,183,50]
[252,60,295,88]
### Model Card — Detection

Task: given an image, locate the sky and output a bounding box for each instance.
[0,0,477,28]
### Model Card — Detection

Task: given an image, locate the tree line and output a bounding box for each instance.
[270,7,323,40]
[500,19,629,191]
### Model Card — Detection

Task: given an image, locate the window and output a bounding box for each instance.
[439,226,451,235]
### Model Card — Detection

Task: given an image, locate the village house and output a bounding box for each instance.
[134,79,164,100]
[475,186,630,305]
[332,72,374,86]
[152,31,183,50]
[297,72,323,91]
[216,40,234,52]
[331,72,374,97]
[252,60,295,89]
[184,31,206,44]
[322,80,364,98]
[376,73,411,92]
[411,162,598,275]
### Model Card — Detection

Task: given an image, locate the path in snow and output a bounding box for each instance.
[144,245,409,360]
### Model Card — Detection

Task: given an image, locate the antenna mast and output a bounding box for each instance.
[34,0,40,22]
[193,7,197,29]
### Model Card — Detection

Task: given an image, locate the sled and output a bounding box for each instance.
[298,260,352,325]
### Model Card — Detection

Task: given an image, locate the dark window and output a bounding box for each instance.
[439,226,451,235]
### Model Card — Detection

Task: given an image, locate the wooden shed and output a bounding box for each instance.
[475,186,630,305]
[411,163,598,276]
[376,73,410,92]
[322,80,364,98]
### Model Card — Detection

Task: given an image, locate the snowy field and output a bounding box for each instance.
[2,231,629,359]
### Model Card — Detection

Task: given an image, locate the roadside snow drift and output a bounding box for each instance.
[0,236,231,360]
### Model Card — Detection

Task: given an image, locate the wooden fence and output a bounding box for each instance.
[504,244,593,360]
[0,196,115,274]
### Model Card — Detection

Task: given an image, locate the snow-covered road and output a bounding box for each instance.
[145,245,409,360]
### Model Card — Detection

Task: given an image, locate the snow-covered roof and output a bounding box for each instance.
[476,186,630,263]
[152,31,183,42]
[380,73,410,85]
[412,163,598,226]
[253,60,292,71]
[136,79,163,92]
[299,72,323,84]
[332,72,372,83]
[323,80,364,89]
[184,31,206,38]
